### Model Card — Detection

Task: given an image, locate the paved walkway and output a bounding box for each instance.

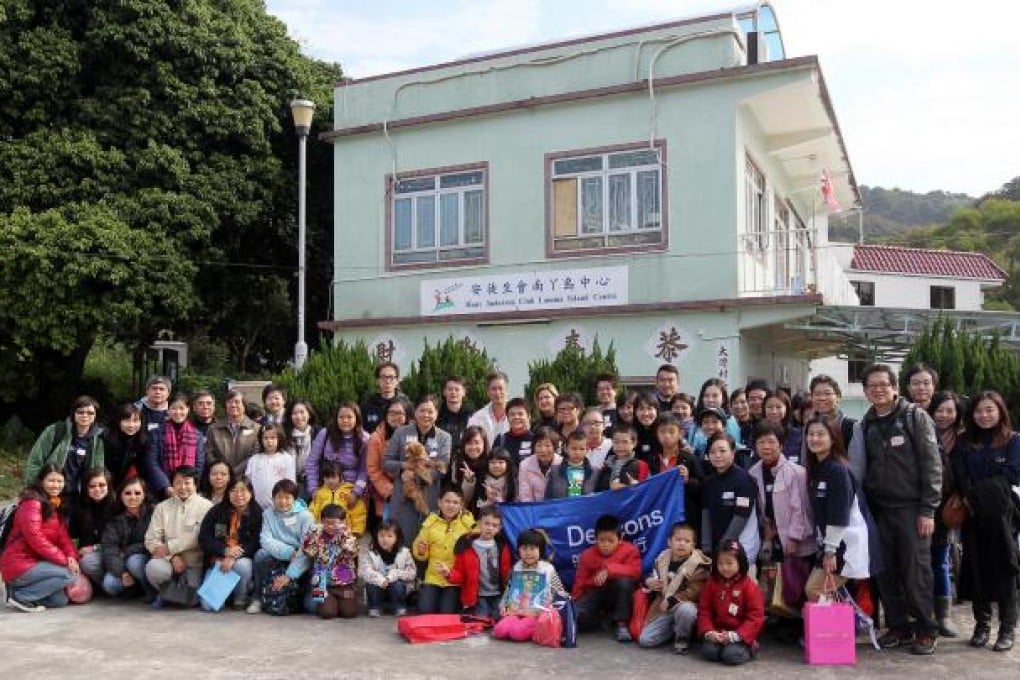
[1,599,1017,678]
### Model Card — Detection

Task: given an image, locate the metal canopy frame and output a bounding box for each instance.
[782,305,1020,362]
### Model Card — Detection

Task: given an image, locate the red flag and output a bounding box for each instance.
[821,169,841,212]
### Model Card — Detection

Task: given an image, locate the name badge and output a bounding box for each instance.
[765,484,774,493]
[241,428,253,436]
[520,442,532,451]
[76,448,86,457]
[147,423,159,431]
[283,516,296,527]
[728,603,740,616]
[722,491,735,500]
[817,481,827,491]
[890,435,905,447]
[427,439,438,457]
[772,480,785,492]
[736,496,750,508]
[641,444,650,452]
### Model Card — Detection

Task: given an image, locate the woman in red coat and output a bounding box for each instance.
[2,464,80,612]
[697,540,765,665]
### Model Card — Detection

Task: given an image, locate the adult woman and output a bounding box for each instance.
[199,478,263,611]
[729,388,754,446]
[532,383,559,432]
[1,465,79,612]
[951,390,1020,651]
[25,396,105,501]
[306,401,369,497]
[365,397,411,526]
[199,461,233,505]
[69,468,116,586]
[632,392,661,464]
[100,477,154,598]
[102,403,147,489]
[450,425,491,514]
[764,391,803,465]
[285,398,320,498]
[928,390,963,638]
[803,417,870,602]
[204,389,260,479]
[383,395,452,547]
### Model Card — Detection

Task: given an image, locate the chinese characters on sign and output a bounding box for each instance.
[420,267,628,317]
[654,326,687,362]
[717,342,730,381]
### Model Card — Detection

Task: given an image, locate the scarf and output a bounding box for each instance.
[163,419,198,473]
[377,545,398,566]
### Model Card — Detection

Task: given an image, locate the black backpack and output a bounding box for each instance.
[0,501,19,556]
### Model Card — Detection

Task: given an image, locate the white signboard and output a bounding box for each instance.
[420,266,628,316]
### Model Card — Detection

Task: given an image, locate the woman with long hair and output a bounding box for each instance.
[927,390,964,637]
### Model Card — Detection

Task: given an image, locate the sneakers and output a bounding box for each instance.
[673,638,690,655]
[6,596,45,613]
[368,608,381,618]
[877,627,915,649]
[394,608,407,617]
[911,634,938,655]
[971,624,991,648]
[615,623,633,643]
[246,599,262,615]
[993,629,1014,652]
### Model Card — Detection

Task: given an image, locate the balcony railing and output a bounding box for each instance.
[738,227,858,305]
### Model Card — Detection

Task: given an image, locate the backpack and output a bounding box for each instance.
[0,501,19,555]
[260,567,302,616]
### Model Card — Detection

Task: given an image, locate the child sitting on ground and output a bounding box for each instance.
[412,487,476,614]
[359,520,416,617]
[301,503,360,619]
[697,540,765,666]
[308,461,367,535]
[636,523,712,654]
[492,528,567,643]
[246,424,296,511]
[572,514,643,642]
[443,506,513,620]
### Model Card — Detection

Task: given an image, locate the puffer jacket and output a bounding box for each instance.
[359,546,417,591]
[412,511,476,587]
[696,572,765,645]
[0,493,78,582]
[101,507,153,576]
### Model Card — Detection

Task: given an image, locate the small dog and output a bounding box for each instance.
[402,441,434,515]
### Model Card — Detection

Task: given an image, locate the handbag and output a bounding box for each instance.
[802,575,855,665]
[758,563,798,618]
[533,608,564,648]
[552,593,578,648]
[66,572,93,604]
[397,614,492,644]
[941,493,967,530]
[628,588,651,640]
[161,572,199,607]
[197,566,241,612]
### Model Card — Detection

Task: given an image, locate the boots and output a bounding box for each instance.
[935,596,958,638]
[971,606,992,648]
[993,626,1014,652]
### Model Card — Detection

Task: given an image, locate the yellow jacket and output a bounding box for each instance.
[412,511,476,586]
[308,482,367,536]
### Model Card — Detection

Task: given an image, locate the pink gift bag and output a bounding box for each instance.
[803,601,856,665]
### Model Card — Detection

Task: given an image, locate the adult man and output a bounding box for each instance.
[437,375,474,455]
[205,389,261,479]
[858,364,942,655]
[191,390,217,437]
[653,364,680,412]
[137,376,171,497]
[467,371,510,447]
[555,392,584,439]
[361,362,404,435]
[744,379,769,421]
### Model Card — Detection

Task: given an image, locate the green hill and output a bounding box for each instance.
[828,185,972,242]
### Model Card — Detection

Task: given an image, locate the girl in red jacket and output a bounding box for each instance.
[697,540,765,665]
[2,464,80,612]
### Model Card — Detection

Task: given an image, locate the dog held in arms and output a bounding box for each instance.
[401,441,437,514]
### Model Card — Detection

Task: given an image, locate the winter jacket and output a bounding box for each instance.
[642,548,712,623]
[69,497,114,548]
[594,454,650,492]
[438,403,474,458]
[198,501,263,561]
[0,494,78,583]
[748,456,816,557]
[301,524,359,586]
[447,532,513,607]
[101,507,153,576]
[651,449,704,534]
[287,424,321,483]
[204,417,261,479]
[365,426,394,506]
[260,504,314,579]
[144,493,213,568]
[544,459,597,499]
[571,540,642,600]
[518,453,562,501]
[412,511,476,587]
[359,546,417,591]
[383,423,452,550]
[308,483,367,535]
[361,390,406,435]
[101,428,147,489]
[25,419,105,488]
[696,572,765,645]
[306,429,369,496]
[860,398,941,516]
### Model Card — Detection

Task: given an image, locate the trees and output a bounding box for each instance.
[525,338,619,406]
[0,0,340,423]
[401,337,496,407]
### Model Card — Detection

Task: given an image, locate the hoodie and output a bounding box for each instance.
[260,504,314,579]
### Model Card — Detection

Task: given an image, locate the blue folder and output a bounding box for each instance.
[197,567,241,612]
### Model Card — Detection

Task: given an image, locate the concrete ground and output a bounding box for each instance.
[1,600,1017,679]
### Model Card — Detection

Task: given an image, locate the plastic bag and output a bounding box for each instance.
[533,608,563,648]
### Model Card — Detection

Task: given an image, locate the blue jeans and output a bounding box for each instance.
[931,543,952,598]
[472,594,502,621]
[418,584,461,614]
[638,601,699,647]
[366,581,409,612]
[101,554,150,596]
[200,558,254,611]
[10,562,76,607]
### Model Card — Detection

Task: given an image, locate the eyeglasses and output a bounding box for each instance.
[866,382,893,390]
[379,374,398,381]
[812,391,837,398]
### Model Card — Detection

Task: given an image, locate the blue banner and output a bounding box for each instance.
[499,468,685,589]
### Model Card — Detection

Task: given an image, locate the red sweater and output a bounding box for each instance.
[571,540,642,600]
[696,573,766,645]
[447,534,513,608]
[0,497,78,583]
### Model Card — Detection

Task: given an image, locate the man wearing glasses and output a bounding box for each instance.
[361,362,404,435]
[858,363,942,656]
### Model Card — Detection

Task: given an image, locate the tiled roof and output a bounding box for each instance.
[850,245,1007,281]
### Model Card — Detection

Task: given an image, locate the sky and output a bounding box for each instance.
[265,0,1020,197]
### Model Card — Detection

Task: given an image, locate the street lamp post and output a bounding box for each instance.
[290,98,315,370]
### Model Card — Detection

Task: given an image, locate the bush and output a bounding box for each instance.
[525,337,619,407]
[273,338,377,420]
[83,338,134,403]
[401,336,496,406]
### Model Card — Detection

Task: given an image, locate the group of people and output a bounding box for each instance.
[2,360,1018,665]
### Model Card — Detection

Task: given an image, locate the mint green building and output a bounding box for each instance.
[321,3,861,393]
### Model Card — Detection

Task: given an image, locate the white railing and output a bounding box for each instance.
[738,227,859,304]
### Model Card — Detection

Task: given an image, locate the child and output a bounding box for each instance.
[249,479,314,614]
[148,392,204,499]
[444,506,513,620]
[636,523,712,653]
[653,414,704,533]
[261,383,287,427]
[697,540,765,666]
[301,504,360,619]
[594,424,649,492]
[493,528,568,642]
[546,431,596,499]
[412,487,476,613]
[476,447,517,509]
[246,424,297,511]
[360,520,416,617]
[692,406,727,458]
[572,514,643,641]
[308,460,368,536]
[581,408,612,472]
[701,433,759,563]
[493,397,534,464]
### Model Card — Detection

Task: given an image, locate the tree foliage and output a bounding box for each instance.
[401,336,496,406]
[525,338,619,407]
[273,339,377,421]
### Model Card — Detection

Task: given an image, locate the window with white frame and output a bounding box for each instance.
[774,197,790,289]
[549,145,664,253]
[390,166,486,266]
[744,156,767,252]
